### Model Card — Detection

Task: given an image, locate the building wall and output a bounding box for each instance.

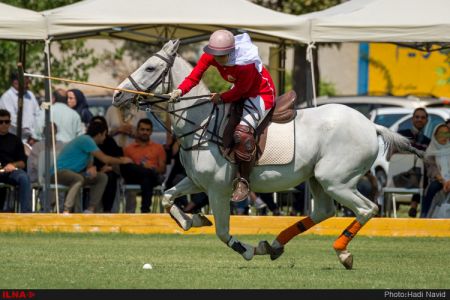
[368,43,449,98]
[318,43,359,95]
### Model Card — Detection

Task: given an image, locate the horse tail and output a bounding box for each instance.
[375,124,424,158]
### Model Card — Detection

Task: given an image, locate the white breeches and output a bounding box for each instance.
[239,96,270,130]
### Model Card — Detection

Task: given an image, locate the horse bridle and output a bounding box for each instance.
[127,53,175,96]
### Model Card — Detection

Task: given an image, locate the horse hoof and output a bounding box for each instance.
[335,249,353,270]
[192,214,213,227]
[255,241,271,255]
[270,246,284,261]
[241,243,255,261]
[169,205,192,231]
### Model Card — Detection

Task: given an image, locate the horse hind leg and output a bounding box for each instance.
[262,177,335,260]
[321,183,378,270]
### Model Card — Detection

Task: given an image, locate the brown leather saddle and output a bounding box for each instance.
[221,90,297,163]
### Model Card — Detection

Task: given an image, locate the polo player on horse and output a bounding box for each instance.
[169,29,276,202]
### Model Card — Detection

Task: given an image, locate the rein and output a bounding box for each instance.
[139,98,225,151]
[131,52,225,151]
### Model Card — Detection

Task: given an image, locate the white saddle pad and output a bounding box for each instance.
[256,120,295,166]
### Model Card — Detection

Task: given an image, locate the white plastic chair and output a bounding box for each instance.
[119,179,166,213]
[382,153,424,217]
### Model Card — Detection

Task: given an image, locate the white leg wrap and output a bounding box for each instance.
[169,205,192,231]
[161,194,173,209]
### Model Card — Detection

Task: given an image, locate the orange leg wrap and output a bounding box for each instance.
[333,219,363,251]
[275,217,315,246]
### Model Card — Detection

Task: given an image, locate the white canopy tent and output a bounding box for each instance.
[0,2,47,40]
[253,0,450,107]
[43,0,305,44]
[281,0,450,44]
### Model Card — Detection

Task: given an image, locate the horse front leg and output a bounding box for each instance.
[208,190,256,261]
[162,177,205,230]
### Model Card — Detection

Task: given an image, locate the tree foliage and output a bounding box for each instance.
[437,49,450,87]
[252,0,341,104]
[0,0,99,95]
[253,0,341,14]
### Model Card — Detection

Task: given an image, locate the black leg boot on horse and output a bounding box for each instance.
[232,124,256,202]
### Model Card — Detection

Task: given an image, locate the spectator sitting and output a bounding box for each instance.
[54,121,132,214]
[422,124,450,218]
[90,116,123,213]
[67,89,93,129]
[248,191,267,210]
[257,192,281,216]
[397,107,431,217]
[0,71,40,143]
[105,104,147,148]
[0,109,32,212]
[121,118,166,213]
[231,197,250,215]
[290,183,306,216]
[34,88,84,143]
[397,108,431,151]
[27,122,65,211]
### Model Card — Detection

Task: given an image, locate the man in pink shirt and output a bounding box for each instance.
[169,30,276,202]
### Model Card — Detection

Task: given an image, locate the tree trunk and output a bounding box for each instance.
[292,44,320,107]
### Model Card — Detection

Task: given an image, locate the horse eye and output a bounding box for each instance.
[145,66,155,72]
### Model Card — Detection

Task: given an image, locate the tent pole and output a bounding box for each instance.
[16,41,26,141]
[278,41,286,95]
[42,39,53,213]
[306,42,317,107]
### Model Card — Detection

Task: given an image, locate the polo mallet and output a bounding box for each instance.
[23,73,170,100]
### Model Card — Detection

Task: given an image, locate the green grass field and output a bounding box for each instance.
[1,232,449,289]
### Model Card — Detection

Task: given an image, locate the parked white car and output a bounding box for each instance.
[371,107,450,189]
[300,95,449,117]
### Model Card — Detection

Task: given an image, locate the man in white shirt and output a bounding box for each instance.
[0,72,40,141]
[34,88,84,143]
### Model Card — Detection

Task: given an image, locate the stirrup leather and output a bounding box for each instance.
[231,177,250,202]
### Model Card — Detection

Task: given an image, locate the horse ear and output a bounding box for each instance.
[162,39,180,56]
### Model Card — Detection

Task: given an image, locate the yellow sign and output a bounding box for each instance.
[368,43,449,98]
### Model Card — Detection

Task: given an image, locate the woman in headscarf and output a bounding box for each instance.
[67,89,93,127]
[422,123,450,217]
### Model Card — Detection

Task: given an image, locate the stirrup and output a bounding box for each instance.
[231,177,250,202]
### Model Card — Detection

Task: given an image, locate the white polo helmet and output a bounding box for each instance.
[204,30,235,56]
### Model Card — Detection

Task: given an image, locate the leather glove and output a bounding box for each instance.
[210,93,223,105]
[169,89,182,103]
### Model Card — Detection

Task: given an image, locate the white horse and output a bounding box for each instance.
[113,40,420,269]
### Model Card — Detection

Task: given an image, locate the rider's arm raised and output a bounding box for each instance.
[177,53,214,96]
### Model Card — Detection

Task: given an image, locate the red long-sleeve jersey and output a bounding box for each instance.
[177,53,275,110]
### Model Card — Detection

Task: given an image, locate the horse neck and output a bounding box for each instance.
[169,56,225,148]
